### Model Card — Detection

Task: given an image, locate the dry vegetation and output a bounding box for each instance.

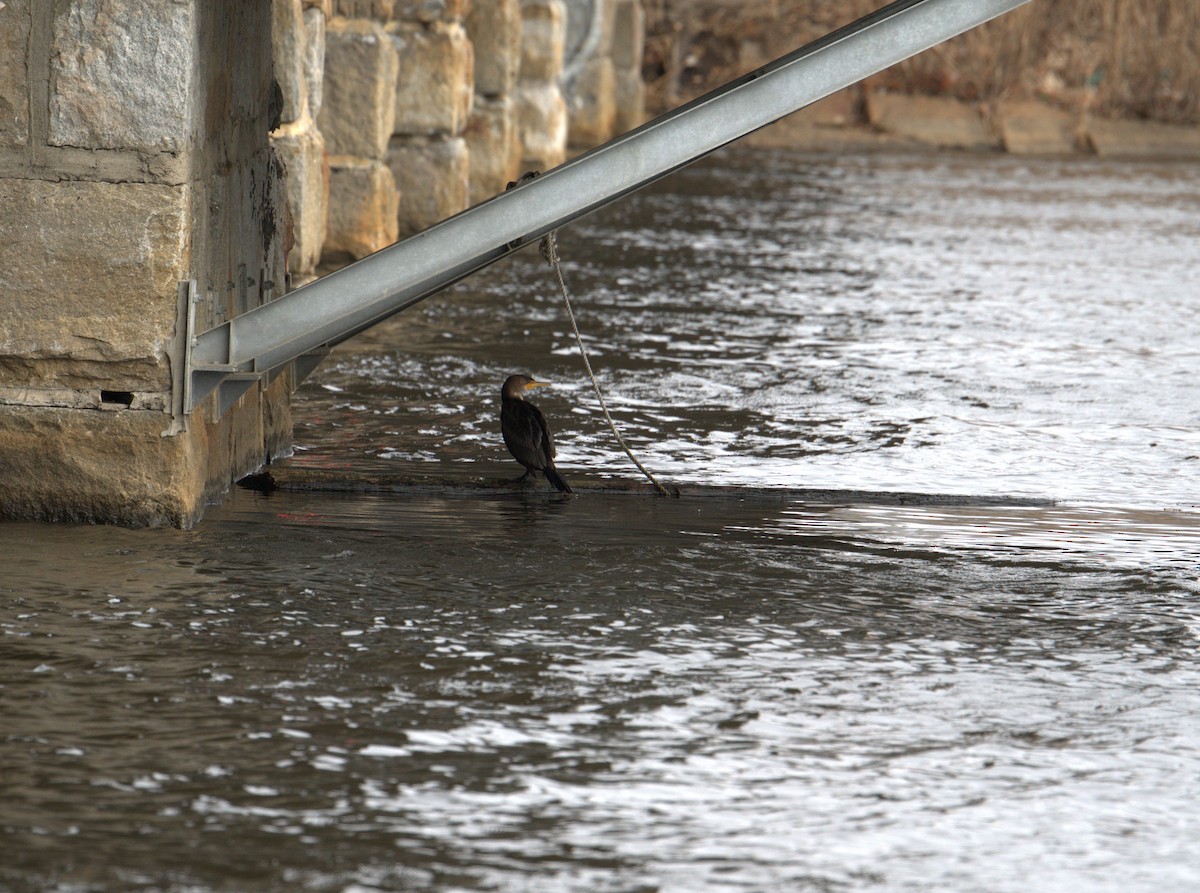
[641,0,1200,124]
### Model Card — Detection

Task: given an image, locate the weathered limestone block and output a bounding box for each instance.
[303,6,327,119]
[866,92,995,150]
[392,0,469,23]
[391,20,474,136]
[516,81,567,169]
[464,96,520,204]
[49,0,196,153]
[467,0,521,98]
[567,55,616,148]
[520,0,566,84]
[387,136,470,235]
[273,123,330,276]
[319,17,398,158]
[613,65,645,134]
[273,0,309,124]
[0,178,187,394]
[0,371,293,527]
[0,406,197,526]
[610,0,643,71]
[0,0,31,148]
[324,158,400,260]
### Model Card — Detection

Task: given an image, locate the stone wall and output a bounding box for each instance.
[0,0,292,526]
[0,0,645,526]
[282,0,646,258]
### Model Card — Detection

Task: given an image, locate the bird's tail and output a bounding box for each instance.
[544,464,573,494]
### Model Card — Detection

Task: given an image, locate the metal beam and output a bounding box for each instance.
[185,0,1032,414]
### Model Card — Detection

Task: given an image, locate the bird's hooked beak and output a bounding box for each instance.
[525,378,551,390]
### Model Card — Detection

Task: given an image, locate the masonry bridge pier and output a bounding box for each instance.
[0,0,1030,527]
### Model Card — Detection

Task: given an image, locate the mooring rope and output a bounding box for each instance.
[540,230,674,497]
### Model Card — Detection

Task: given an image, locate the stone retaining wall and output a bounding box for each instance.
[747,85,1200,160]
[0,0,646,525]
[0,0,292,526]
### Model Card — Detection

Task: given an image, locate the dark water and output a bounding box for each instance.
[4,149,1200,892]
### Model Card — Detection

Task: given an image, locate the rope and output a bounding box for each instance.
[540,230,675,497]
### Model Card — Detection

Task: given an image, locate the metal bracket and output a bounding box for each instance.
[178,279,330,420]
[179,279,267,420]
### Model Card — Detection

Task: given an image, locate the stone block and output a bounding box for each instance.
[516,81,567,170]
[0,0,31,148]
[273,0,309,124]
[997,101,1076,155]
[1085,117,1200,160]
[391,0,469,23]
[0,406,195,526]
[0,178,188,394]
[303,6,327,119]
[520,0,565,84]
[610,0,643,70]
[387,135,470,235]
[464,96,520,205]
[391,20,474,136]
[0,370,294,527]
[319,17,398,158]
[49,0,197,153]
[866,92,995,150]
[467,0,521,98]
[332,0,395,18]
[613,66,645,135]
[273,122,330,276]
[567,55,616,148]
[323,157,399,260]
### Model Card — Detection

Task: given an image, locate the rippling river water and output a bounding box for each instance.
[3,148,1199,892]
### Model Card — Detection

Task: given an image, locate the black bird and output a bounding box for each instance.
[500,374,572,493]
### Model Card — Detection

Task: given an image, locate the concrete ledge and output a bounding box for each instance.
[998,100,1078,155]
[866,92,995,150]
[740,93,1200,160]
[1086,116,1200,160]
[239,465,1055,508]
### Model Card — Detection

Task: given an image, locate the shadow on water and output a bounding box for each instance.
[3,148,1200,892]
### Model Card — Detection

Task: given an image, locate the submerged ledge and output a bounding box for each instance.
[238,467,1054,508]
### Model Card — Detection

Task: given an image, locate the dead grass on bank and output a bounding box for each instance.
[641,0,1200,125]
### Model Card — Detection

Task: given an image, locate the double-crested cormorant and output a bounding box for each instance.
[500,374,572,493]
